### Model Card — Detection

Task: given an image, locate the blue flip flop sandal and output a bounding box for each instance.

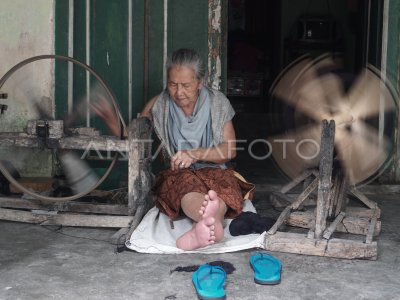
[192,263,226,300]
[249,252,282,285]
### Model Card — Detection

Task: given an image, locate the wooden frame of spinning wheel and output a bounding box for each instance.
[265,120,380,260]
[0,118,154,244]
[0,55,155,243]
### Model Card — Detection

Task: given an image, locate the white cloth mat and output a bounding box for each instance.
[126,200,266,254]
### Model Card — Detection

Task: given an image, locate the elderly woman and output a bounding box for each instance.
[94,48,254,250]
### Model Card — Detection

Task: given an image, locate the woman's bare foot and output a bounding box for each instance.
[199,190,224,242]
[176,190,226,250]
[176,217,216,251]
[199,190,220,218]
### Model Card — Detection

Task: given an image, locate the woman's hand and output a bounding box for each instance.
[90,97,122,136]
[170,150,197,171]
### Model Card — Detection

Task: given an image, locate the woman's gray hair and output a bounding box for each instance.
[166,48,206,81]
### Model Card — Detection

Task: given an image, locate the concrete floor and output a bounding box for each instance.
[1,137,400,299]
[1,192,400,300]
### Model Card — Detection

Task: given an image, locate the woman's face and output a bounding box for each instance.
[167,65,203,110]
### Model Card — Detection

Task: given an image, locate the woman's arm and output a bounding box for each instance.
[139,96,157,120]
[91,96,158,137]
[90,97,124,136]
[170,120,237,170]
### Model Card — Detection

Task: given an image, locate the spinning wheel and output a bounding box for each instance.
[264,54,398,260]
[0,55,126,202]
[269,54,397,186]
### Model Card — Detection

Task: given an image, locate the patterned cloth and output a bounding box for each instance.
[152,167,255,220]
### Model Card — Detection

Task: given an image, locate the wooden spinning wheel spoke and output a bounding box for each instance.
[335,121,389,184]
[348,68,396,120]
[297,73,345,121]
[273,55,346,123]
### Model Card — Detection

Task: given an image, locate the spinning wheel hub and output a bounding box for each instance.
[333,113,354,127]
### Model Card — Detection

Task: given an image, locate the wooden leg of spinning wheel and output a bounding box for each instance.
[126,118,154,244]
[290,176,319,210]
[315,120,335,239]
[349,187,378,209]
[279,169,314,194]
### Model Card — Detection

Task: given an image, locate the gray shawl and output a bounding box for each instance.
[168,87,212,152]
[151,86,235,165]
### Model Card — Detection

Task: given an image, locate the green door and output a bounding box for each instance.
[54,0,224,187]
[54,0,223,122]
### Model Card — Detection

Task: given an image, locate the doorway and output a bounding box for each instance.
[228,0,373,182]
[227,0,370,116]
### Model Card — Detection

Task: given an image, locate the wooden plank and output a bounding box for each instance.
[303,172,315,193]
[280,169,314,194]
[307,225,315,239]
[267,206,291,235]
[290,176,319,210]
[0,207,48,224]
[345,207,381,218]
[128,117,153,215]
[0,132,128,152]
[264,231,377,260]
[0,197,128,215]
[365,217,378,244]
[327,171,347,219]
[350,187,378,209]
[41,214,133,227]
[269,193,317,208]
[128,120,140,215]
[315,120,335,238]
[326,238,377,260]
[0,133,40,148]
[265,231,328,256]
[338,216,381,236]
[287,210,381,236]
[58,136,128,152]
[255,183,400,196]
[287,210,315,228]
[323,212,345,240]
[0,208,133,227]
[334,175,348,217]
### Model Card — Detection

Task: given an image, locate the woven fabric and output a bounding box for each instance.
[152,167,255,220]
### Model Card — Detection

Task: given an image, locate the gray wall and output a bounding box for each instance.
[0,0,54,177]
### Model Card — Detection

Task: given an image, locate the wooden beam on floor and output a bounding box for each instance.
[0,208,133,228]
[0,196,128,215]
[264,231,377,260]
[287,210,381,236]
